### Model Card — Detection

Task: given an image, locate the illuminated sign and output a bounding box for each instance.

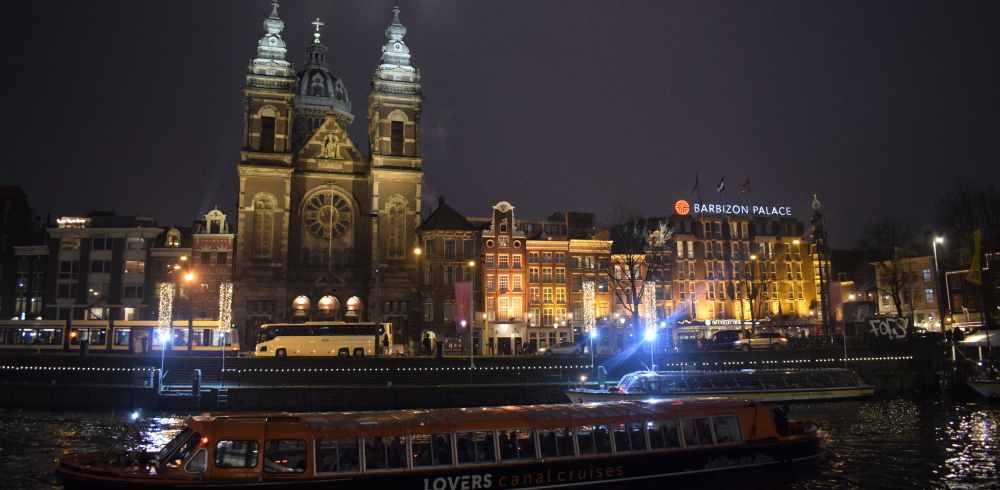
[56,217,91,228]
[673,201,792,217]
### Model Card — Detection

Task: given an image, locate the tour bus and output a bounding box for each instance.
[254,322,389,357]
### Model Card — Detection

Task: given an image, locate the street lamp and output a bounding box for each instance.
[468,260,476,369]
[644,328,655,370]
[589,329,597,374]
[933,236,947,334]
[185,272,195,356]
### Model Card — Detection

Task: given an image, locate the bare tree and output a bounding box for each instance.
[595,207,674,340]
[934,181,1000,328]
[727,254,775,335]
[857,218,921,323]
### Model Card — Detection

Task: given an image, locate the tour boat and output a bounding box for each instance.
[567,368,874,404]
[55,398,825,489]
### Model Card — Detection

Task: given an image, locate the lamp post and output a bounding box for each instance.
[589,329,596,374]
[644,328,655,370]
[468,260,476,369]
[185,272,195,356]
[933,236,947,334]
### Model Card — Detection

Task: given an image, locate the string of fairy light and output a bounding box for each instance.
[157,283,175,339]
[583,281,596,334]
[643,281,657,329]
[218,282,233,333]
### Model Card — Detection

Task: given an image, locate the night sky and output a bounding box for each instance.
[10,1,999,248]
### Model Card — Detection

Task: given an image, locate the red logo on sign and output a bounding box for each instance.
[675,200,690,215]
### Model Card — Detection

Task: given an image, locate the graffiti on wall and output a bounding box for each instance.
[868,317,909,340]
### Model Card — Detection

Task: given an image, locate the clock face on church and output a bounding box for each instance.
[303,193,352,239]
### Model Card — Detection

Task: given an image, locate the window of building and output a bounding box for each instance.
[529,268,539,283]
[486,275,495,292]
[485,254,495,268]
[424,265,435,285]
[124,260,145,274]
[126,236,146,250]
[443,302,454,322]
[922,269,932,282]
[925,289,934,303]
[444,240,456,259]
[542,308,554,326]
[123,285,144,299]
[260,116,276,151]
[201,251,212,264]
[542,268,553,283]
[60,236,81,250]
[445,266,456,285]
[423,301,434,321]
[498,254,509,269]
[530,308,540,326]
[511,297,522,318]
[530,287,540,303]
[57,283,77,298]
[543,287,553,303]
[512,254,522,269]
[543,252,553,263]
[390,121,404,155]
[555,252,565,264]
[499,236,509,247]
[555,268,566,283]
[529,252,539,263]
[706,261,714,280]
[555,288,567,304]
[463,239,475,259]
[498,297,509,319]
[59,260,79,279]
[217,252,227,265]
[90,260,112,273]
[572,275,583,292]
[498,275,509,292]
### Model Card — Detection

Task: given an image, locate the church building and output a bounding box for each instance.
[233,3,423,347]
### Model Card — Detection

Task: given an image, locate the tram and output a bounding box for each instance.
[0,320,240,354]
[55,398,825,489]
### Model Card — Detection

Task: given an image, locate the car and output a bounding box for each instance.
[911,328,944,345]
[708,330,748,351]
[746,332,789,350]
[537,341,584,355]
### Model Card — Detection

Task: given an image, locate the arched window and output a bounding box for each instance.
[387,198,406,258]
[253,196,274,258]
[259,107,278,152]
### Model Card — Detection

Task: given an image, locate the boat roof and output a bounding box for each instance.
[192,398,757,434]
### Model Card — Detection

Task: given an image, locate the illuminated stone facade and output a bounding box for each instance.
[233,4,422,346]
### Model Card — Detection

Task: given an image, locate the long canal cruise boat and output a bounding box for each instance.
[567,368,874,404]
[56,398,825,489]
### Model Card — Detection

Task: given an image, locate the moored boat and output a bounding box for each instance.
[55,398,825,489]
[966,379,1000,400]
[567,368,874,404]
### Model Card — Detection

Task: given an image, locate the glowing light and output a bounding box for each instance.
[643,282,657,328]
[583,281,596,334]
[158,282,175,340]
[218,282,233,333]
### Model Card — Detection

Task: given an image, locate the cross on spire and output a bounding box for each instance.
[311,18,324,43]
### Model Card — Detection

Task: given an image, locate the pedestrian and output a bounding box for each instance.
[141,336,148,354]
[423,333,432,356]
[382,335,390,356]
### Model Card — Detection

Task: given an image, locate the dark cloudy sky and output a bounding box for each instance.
[9,1,999,248]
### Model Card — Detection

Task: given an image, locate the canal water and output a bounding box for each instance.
[1,394,997,489]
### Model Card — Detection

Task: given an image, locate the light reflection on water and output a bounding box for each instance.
[1,395,997,490]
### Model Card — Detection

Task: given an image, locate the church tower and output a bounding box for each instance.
[367,5,424,344]
[233,1,298,332]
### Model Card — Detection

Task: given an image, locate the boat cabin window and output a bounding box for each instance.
[576,425,612,456]
[456,430,495,464]
[157,428,201,468]
[712,415,743,444]
[364,435,406,470]
[316,438,360,473]
[680,417,714,447]
[215,439,259,469]
[264,439,307,473]
[537,427,575,459]
[612,422,647,452]
[185,448,208,473]
[411,433,452,467]
[647,420,681,450]
[498,429,534,461]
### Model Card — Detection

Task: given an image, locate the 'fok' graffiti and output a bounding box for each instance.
[868,317,908,339]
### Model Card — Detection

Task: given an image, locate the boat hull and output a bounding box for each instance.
[966,380,1000,400]
[567,386,874,404]
[56,436,825,489]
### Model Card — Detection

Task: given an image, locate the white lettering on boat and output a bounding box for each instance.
[423,473,493,490]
